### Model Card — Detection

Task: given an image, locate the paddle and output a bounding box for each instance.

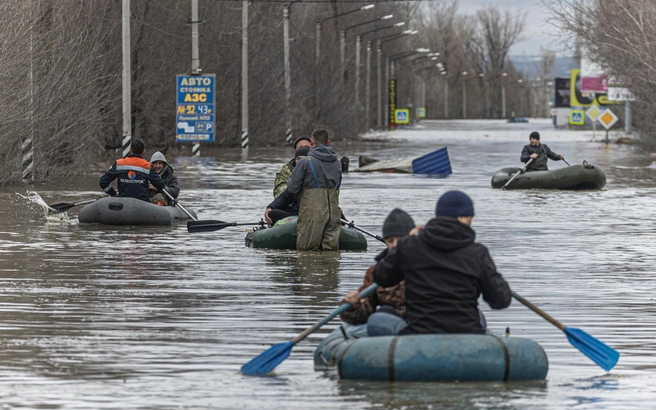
[501,158,534,190]
[340,218,385,243]
[48,198,100,213]
[241,283,379,376]
[161,189,197,221]
[511,290,619,371]
[562,158,571,166]
[187,219,266,233]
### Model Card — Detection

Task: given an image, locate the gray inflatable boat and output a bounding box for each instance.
[491,163,606,190]
[78,197,196,226]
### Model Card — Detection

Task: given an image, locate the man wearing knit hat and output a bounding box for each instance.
[340,209,414,335]
[273,136,312,198]
[374,191,511,335]
[521,131,564,171]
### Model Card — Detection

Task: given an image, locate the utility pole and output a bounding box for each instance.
[315,22,320,119]
[376,40,382,128]
[241,0,249,154]
[122,0,132,157]
[340,30,346,82]
[444,79,448,119]
[191,0,201,74]
[355,35,361,105]
[283,5,292,143]
[191,0,201,156]
[23,1,35,182]
[365,41,371,130]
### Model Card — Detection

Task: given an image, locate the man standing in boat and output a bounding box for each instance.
[521,131,564,171]
[99,139,165,202]
[273,136,312,198]
[287,129,342,251]
[373,190,511,335]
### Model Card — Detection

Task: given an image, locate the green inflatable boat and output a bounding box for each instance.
[491,162,606,190]
[245,216,367,250]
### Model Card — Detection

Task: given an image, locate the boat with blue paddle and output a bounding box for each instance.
[314,324,549,382]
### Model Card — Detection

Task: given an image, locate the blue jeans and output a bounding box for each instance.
[366,306,488,336]
[367,306,408,336]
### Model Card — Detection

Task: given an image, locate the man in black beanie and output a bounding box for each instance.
[521,131,564,171]
[374,191,511,335]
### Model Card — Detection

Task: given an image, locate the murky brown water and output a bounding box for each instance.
[1,119,655,408]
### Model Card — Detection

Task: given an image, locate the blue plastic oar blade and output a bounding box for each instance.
[565,327,620,371]
[241,341,295,376]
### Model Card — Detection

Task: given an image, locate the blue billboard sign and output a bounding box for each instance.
[176,74,215,142]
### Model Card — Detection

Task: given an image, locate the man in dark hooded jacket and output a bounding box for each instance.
[521,131,564,171]
[100,139,165,202]
[374,190,511,335]
[148,151,180,206]
[287,129,342,251]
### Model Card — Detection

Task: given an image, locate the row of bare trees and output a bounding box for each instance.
[0,0,528,183]
[548,0,654,147]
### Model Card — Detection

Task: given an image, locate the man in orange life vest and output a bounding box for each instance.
[99,139,165,202]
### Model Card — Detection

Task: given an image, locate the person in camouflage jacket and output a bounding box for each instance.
[273,136,312,198]
[339,209,415,327]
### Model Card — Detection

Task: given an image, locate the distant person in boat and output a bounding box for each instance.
[148,151,179,206]
[274,136,312,198]
[99,139,165,203]
[287,129,342,251]
[264,146,310,225]
[374,190,512,335]
[521,131,564,171]
[339,209,415,335]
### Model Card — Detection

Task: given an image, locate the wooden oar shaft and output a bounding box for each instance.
[511,290,565,331]
[292,283,379,344]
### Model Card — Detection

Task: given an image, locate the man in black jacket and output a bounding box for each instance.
[521,131,564,171]
[374,190,511,335]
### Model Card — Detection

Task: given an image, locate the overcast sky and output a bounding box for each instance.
[456,0,563,57]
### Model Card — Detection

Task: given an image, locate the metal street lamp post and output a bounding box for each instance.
[342,14,393,86]
[461,71,468,119]
[315,4,374,118]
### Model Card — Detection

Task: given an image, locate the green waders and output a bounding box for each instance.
[297,188,341,251]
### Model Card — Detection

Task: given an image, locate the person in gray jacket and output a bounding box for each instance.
[520,131,564,171]
[287,129,342,251]
[149,151,180,206]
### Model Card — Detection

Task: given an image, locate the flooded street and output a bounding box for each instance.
[1,118,656,408]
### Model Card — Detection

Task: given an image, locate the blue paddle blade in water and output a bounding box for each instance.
[241,341,295,376]
[565,327,620,371]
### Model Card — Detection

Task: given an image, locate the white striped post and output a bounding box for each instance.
[122,135,131,157]
[285,128,292,144]
[21,138,34,181]
[241,130,249,150]
[192,142,200,156]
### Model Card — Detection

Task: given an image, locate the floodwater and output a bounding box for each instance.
[2,118,656,409]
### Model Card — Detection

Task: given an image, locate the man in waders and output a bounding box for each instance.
[287,129,342,251]
[521,131,564,171]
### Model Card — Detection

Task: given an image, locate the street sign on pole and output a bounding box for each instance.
[569,110,584,126]
[394,109,410,124]
[417,107,426,119]
[586,105,602,139]
[176,74,216,143]
[599,108,618,130]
